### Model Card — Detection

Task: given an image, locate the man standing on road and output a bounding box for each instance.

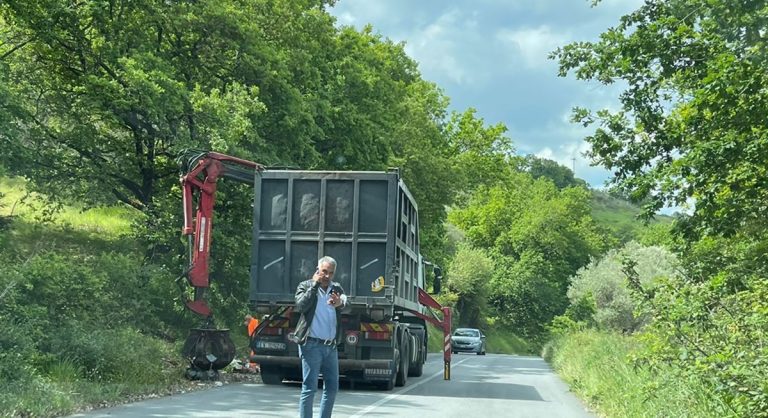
[294,256,348,418]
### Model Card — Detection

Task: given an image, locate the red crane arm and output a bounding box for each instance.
[179,152,264,317]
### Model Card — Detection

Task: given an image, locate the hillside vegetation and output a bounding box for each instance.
[0,178,194,417]
[590,190,675,244]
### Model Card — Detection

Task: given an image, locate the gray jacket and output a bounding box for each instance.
[293,279,347,344]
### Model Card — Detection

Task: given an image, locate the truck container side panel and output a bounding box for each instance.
[257,240,286,295]
[325,241,353,294]
[289,241,318,291]
[259,179,288,231]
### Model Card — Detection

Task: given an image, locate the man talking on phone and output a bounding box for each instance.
[294,256,347,418]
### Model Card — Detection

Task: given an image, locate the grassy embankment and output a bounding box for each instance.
[0,177,196,418]
[545,330,729,418]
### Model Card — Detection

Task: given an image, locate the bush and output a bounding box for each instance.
[445,244,493,328]
[567,241,678,332]
[47,322,176,385]
[637,275,768,417]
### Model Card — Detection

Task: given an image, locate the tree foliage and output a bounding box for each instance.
[0,0,428,212]
[523,155,587,190]
[450,171,609,338]
[444,108,517,194]
[444,243,492,328]
[553,0,768,236]
[568,241,679,332]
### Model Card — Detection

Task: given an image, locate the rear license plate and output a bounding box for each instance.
[256,341,286,350]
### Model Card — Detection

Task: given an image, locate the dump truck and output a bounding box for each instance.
[176,152,451,386]
[248,169,449,389]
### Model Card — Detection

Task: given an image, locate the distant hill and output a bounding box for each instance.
[590,189,675,243]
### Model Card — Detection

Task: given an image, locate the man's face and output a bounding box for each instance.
[316,261,335,289]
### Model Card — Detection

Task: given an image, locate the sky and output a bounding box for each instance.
[329,0,644,188]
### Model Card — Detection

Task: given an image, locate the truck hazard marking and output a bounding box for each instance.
[360,323,394,332]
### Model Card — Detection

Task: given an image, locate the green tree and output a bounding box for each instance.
[523,155,587,190]
[552,0,768,237]
[0,0,425,211]
[445,108,517,194]
[444,244,493,328]
[450,171,608,337]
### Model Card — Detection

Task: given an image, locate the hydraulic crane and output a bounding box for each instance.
[176,151,264,379]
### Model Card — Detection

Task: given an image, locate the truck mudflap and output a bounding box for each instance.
[250,354,393,371]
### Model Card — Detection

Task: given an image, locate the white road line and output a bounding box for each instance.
[348,357,471,418]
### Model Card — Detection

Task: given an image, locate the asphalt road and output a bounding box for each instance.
[68,354,593,418]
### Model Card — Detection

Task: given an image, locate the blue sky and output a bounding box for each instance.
[329,0,644,188]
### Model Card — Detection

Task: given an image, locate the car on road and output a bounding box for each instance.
[451,328,486,355]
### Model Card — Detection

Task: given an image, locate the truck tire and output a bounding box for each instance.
[408,329,425,377]
[395,332,410,387]
[260,366,284,385]
[409,354,424,377]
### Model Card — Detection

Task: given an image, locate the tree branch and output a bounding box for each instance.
[0,38,33,61]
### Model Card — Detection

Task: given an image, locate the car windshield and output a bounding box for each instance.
[454,329,479,337]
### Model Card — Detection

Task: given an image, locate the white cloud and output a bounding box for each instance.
[496,25,571,69]
[403,10,472,85]
[335,11,356,26]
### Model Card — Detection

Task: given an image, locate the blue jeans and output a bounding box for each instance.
[299,340,339,418]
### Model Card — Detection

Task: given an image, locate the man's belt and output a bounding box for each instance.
[306,336,337,346]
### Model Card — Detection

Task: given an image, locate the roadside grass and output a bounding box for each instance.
[1,177,141,257]
[484,327,531,354]
[545,330,730,418]
[0,324,190,418]
[0,373,188,418]
[0,176,139,237]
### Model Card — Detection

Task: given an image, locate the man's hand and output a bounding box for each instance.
[328,291,342,308]
[312,269,323,284]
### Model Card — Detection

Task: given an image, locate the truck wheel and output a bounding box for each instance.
[395,333,410,387]
[409,354,424,377]
[260,366,284,385]
[408,329,425,377]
